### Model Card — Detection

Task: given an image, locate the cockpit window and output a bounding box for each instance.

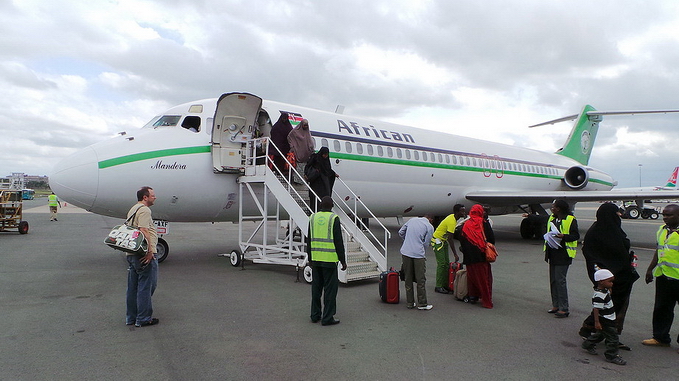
[152,115,182,127]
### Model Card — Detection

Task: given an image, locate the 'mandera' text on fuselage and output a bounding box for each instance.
[337,120,415,143]
[152,160,187,170]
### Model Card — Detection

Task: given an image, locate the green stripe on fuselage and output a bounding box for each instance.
[98,146,211,169]
[96,145,613,187]
[330,152,614,187]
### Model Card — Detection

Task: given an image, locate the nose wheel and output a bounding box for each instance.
[156,237,169,263]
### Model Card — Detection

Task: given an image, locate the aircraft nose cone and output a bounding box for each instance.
[50,147,99,210]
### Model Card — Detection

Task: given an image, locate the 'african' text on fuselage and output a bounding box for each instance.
[337,120,415,143]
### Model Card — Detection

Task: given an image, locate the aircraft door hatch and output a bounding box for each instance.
[211,93,263,173]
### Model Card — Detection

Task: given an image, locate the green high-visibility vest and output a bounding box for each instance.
[544,215,577,258]
[309,211,339,263]
[654,226,679,280]
[48,194,58,207]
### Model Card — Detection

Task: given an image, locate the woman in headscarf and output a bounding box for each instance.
[454,204,495,309]
[304,147,337,211]
[269,112,293,172]
[579,202,639,348]
[544,199,579,318]
[287,119,315,183]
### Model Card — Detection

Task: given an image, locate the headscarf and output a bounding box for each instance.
[270,112,292,157]
[583,202,631,274]
[462,204,487,251]
[308,147,334,176]
[287,119,315,163]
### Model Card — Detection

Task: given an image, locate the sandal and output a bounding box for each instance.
[618,343,631,351]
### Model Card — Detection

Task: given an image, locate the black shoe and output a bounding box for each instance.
[554,311,570,318]
[311,318,320,323]
[547,308,559,314]
[135,318,159,327]
[321,319,340,326]
[434,287,449,294]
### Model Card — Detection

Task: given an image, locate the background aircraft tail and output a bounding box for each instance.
[554,105,599,166]
[666,167,678,188]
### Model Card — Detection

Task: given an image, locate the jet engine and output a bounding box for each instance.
[563,165,589,189]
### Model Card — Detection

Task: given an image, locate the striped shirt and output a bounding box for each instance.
[592,288,616,323]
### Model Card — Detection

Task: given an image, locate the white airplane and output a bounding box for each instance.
[50,92,679,257]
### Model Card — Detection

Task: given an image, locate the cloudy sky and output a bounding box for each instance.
[1,0,679,187]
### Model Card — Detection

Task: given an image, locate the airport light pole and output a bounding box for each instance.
[638,164,642,187]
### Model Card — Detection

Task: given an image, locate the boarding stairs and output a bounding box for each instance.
[225,137,389,283]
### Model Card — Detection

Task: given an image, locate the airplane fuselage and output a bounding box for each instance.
[50,94,615,222]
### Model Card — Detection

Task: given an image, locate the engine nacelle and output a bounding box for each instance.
[563,166,589,189]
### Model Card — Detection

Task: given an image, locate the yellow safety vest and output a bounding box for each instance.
[654,226,679,280]
[544,215,577,258]
[48,194,58,207]
[309,212,339,262]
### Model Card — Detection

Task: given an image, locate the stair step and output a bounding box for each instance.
[346,250,370,262]
[346,270,382,282]
[346,260,379,273]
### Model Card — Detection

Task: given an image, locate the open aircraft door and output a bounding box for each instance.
[211,92,262,173]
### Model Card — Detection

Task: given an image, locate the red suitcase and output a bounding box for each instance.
[448,262,463,292]
[379,267,400,303]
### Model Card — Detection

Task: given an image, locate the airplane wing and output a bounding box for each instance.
[465,190,679,205]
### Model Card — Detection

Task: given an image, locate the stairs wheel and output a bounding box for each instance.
[303,265,313,283]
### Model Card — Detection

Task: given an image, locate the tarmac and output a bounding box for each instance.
[1,199,678,380]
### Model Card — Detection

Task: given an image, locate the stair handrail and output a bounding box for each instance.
[331,177,390,257]
[243,137,319,214]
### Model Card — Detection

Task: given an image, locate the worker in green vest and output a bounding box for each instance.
[642,204,679,349]
[544,199,579,318]
[48,192,61,221]
[307,196,347,326]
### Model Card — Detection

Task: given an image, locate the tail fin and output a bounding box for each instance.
[666,167,678,188]
[555,105,599,166]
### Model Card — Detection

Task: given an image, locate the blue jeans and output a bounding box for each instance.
[126,255,158,325]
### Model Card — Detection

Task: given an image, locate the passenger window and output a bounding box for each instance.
[422,152,428,161]
[387,147,393,157]
[414,151,420,160]
[436,153,441,162]
[445,155,450,164]
[453,156,457,165]
[345,142,352,153]
[405,150,411,159]
[377,146,384,156]
[322,138,328,148]
[367,145,374,155]
[334,140,341,152]
[356,143,363,154]
[396,148,402,158]
[181,116,201,132]
[466,157,470,166]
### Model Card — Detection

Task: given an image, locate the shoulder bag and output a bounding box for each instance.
[104,206,148,254]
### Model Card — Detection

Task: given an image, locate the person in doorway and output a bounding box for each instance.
[270,112,293,173]
[125,186,159,327]
[642,204,679,350]
[544,199,579,318]
[287,118,315,184]
[431,204,465,294]
[307,196,347,326]
[48,192,61,221]
[399,214,435,310]
[305,147,337,211]
[579,202,639,350]
[455,204,495,308]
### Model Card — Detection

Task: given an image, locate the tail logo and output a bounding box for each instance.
[581,130,591,155]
